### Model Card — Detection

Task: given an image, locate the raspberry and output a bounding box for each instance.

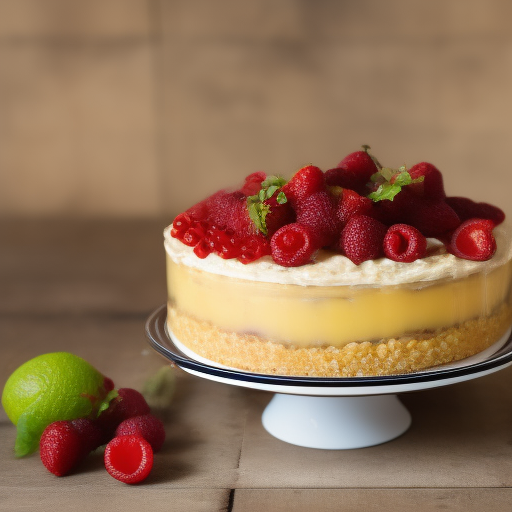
[445,196,505,226]
[104,435,154,484]
[408,162,446,199]
[238,234,271,264]
[448,218,497,261]
[115,415,166,453]
[240,171,266,196]
[270,223,320,267]
[40,421,85,476]
[264,193,296,237]
[406,199,460,237]
[70,418,104,453]
[337,189,373,226]
[338,215,388,265]
[325,149,378,196]
[295,191,340,247]
[281,165,325,206]
[383,224,427,263]
[96,388,151,441]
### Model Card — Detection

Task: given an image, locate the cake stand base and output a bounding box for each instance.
[262,393,412,449]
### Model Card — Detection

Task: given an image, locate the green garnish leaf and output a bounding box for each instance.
[247,175,287,235]
[368,165,424,202]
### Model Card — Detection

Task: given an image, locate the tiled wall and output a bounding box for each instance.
[1,0,512,218]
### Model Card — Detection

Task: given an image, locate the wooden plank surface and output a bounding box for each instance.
[2,219,512,511]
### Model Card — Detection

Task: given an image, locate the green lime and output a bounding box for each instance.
[1,352,113,457]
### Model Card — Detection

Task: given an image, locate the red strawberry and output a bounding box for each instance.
[383,224,427,263]
[281,165,325,207]
[325,148,378,195]
[264,193,296,237]
[205,190,255,238]
[337,189,374,226]
[96,388,151,442]
[40,421,85,476]
[371,188,416,226]
[338,215,388,265]
[69,418,104,453]
[240,171,266,196]
[295,191,340,247]
[115,415,166,453]
[445,196,505,226]
[448,218,496,261]
[104,435,154,484]
[270,223,320,267]
[408,162,446,199]
[406,199,460,238]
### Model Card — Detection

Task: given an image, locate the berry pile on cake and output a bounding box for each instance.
[165,146,512,377]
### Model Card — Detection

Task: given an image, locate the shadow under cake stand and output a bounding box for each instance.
[145,305,512,450]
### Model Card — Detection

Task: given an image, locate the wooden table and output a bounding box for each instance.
[2,219,512,511]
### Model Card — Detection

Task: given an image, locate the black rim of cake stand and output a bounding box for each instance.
[145,304,512,388]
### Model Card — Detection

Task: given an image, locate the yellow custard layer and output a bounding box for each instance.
[167,255,512,348]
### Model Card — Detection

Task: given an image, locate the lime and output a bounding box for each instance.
[1,352,113,457]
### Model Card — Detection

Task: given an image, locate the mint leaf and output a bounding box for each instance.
[368,183,402,202]
[367,165,423,202]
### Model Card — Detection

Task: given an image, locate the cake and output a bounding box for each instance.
[164,147,512,377]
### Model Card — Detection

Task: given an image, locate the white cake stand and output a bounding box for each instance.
[145,305,512,450]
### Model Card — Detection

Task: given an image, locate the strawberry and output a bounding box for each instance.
[383,224,427,263]
[281,165,325,207]
[96,388,151,442]
[337,189,374,226]
[240,171,267,196]
[407,162,446,199]
[447,218,497,261]
[445,196,505,226]
[264,193,296,237]
[40,421,86,476]
[205,190,255,238]
[270,223,320,267]
[406,199,460,238]
[371,188,416,226]
[325,146,379,196]
[338,215,388,265]
[295,190,340,247]
[104,435,154,484]
[115,415,166,453]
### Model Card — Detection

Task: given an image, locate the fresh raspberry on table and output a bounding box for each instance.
[69,418,104,453]
[40,421,87,476]
[447,218,497,261]
[383,224,428,263]
[281,165,325,207]
[270,223,321,267]
[445,196,505,226]
[115,415,166,453]
[295,191,340,247]
[338,215,388,265]
[104,434,154,484]
[407,162,446,199]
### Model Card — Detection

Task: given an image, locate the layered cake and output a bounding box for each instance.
[165,147,512,377]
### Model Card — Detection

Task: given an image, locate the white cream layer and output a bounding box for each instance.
[164,223,512,287]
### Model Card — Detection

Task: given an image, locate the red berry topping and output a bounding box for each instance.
[115,415,166,453]
[325,148,378,196]
[104,435,154,484]
[448,218,497,261]
[96,388,151,441]
[193,237,213,259]
[240,171,267,196]
[445,196,505,226]
[383,224,427,263]
[281,165,325,206]
[406,199,460,238]
[264,193,296,237]
[270,223,320,267]
[205,190,255,238]
[170,213,193,238]
[295,191,340,247]
[371,188,416,226]
[70,418,104,453]
[40,421,85,476]
[338,215,388,265]
[337,189,374,226]
[238,235,271,264]
[408,162,446,199]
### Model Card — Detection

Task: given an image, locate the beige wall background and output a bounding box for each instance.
[1,0,512,220]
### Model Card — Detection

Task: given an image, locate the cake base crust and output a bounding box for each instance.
[167,305,512,377]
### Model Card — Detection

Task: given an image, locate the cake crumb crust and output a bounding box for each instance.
[167,305,512,377]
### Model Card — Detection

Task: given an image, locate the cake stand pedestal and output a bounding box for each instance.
[146,305,512,450]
